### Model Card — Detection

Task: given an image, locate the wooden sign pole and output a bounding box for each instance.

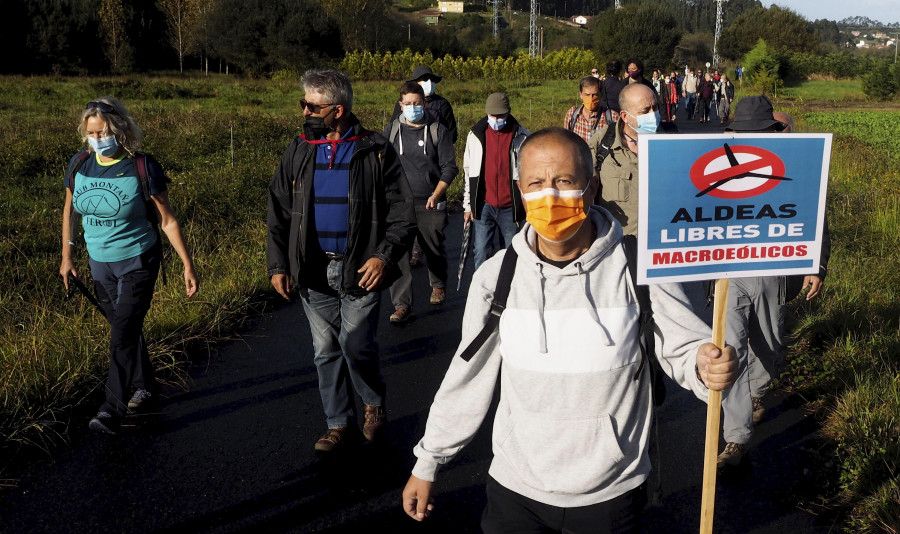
[700,278,730,534]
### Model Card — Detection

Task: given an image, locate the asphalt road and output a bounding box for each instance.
[0,104,838,533]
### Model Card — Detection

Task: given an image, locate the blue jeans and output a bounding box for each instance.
[300,261,385,429]
[685,92,697,118]
[473,203,519,269]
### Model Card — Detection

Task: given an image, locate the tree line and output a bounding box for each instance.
[1,0,892,79]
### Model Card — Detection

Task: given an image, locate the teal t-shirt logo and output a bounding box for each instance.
[71,156,157,262]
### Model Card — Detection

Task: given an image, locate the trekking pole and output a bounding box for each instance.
[700,278,729,534]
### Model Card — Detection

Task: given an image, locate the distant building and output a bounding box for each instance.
[420,8,442,24]
[851,31,861,37]
[438,1,464,13]
[875,32,887,39]
[856,40,869,48]
[573,15,588,26]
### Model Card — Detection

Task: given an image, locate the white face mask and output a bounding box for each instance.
[487,116,507,131]
[419,79,435,96]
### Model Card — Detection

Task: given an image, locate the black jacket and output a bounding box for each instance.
[391,93,458,144]
[266,115,417,295]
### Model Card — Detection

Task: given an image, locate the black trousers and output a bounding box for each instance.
[89,243,161,417]
[481,476,646,534]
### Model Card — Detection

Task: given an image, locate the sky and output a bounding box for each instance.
[765,0,898,24]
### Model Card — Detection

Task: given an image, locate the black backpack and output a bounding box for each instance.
[459,239,666,406]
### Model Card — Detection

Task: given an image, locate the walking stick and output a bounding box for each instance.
[700,278,729,534]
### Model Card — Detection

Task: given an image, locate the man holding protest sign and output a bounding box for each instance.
[716,97,831,466]
[402,127,737,533]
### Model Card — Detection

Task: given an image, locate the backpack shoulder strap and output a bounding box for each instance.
[134,152,159,225]
[388,120,401,144]
[459,248,519,362]
[66,150,91,192]
[622,235,665,406]
[594,124,619,171]
[567,106,581,132]
[430,121,440,148]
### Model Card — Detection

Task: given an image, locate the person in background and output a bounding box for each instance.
[682,67,698,120]
[664,73,679,122]
[383,82,458,324]
[402,127,737,533]
[716,97,830,466]
[600,59,626,125]
[60,96,199,434]
[462,93,530,269]
[564,75,607,143]
[697,72,714,123]
[590,67,600,78]
[390,65,458,268]
[267,68,416,452]
[716,74,735,125]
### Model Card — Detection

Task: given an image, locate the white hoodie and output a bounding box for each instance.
[412,207,713,507]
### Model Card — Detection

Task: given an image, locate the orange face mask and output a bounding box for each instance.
[522,186,589,243]
[581,95,600,112]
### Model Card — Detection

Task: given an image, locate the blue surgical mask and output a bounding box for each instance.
[632,110,660,134]
[487,116,506,131]
[88,135,119,157]
[419,80,435,97]
[403,105,425,123]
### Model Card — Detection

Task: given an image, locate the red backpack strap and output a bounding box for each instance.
[134,152,159,225]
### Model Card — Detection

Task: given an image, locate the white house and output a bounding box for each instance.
[438,1,464,13]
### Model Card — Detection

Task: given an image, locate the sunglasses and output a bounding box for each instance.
[85,101,118,115]
[299,99,336,113]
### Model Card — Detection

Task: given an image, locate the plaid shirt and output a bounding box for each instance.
[565,105,616,143]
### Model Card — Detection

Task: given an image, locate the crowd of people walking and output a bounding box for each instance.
[61,58,825,534]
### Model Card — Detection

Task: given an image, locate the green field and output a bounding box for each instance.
[0,75,898,531]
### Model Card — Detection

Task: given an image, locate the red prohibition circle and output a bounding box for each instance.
[689,145,786,199]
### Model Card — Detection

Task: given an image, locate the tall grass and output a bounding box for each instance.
[0,74,574,459]
[783,109,900,533]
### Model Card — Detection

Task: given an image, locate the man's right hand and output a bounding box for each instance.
[402,475,435,521]
[271,273,291,301]
[463,211,473,228]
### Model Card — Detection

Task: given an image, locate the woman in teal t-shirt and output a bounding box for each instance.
[59,97,199,435]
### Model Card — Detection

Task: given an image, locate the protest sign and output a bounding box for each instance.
[637,133,831,285]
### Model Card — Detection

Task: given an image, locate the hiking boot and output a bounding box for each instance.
[128,388,153,411]
[314,427,348,452]
[752,396,765,425]
[88,411,120,435]
[409,250,422,268]
[390,307,411,324]
[717,442,747,467]
[430,287,446,305]
[363,405,386,441]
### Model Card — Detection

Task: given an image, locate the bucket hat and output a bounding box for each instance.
[727,95,786,132]
[485,93,510,115]
[409,65,443,83]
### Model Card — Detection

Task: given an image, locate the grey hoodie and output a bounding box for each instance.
[412,207,713,507]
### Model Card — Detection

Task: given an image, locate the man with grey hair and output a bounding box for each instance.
[267,68,416,452]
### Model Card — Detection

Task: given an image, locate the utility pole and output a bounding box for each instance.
[713,0,726,68]
[529,0,538,58]
[492,0,499,38]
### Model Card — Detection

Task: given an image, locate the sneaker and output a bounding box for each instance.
[430,287,446,305]
[314,427,347,452]
[88,411,120,435]
[390,307,411,324]
[752,396,765,425]
[128,388,152,411]
[363,405,386,441]
[717,442,747,467]
[409,250,422,268]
